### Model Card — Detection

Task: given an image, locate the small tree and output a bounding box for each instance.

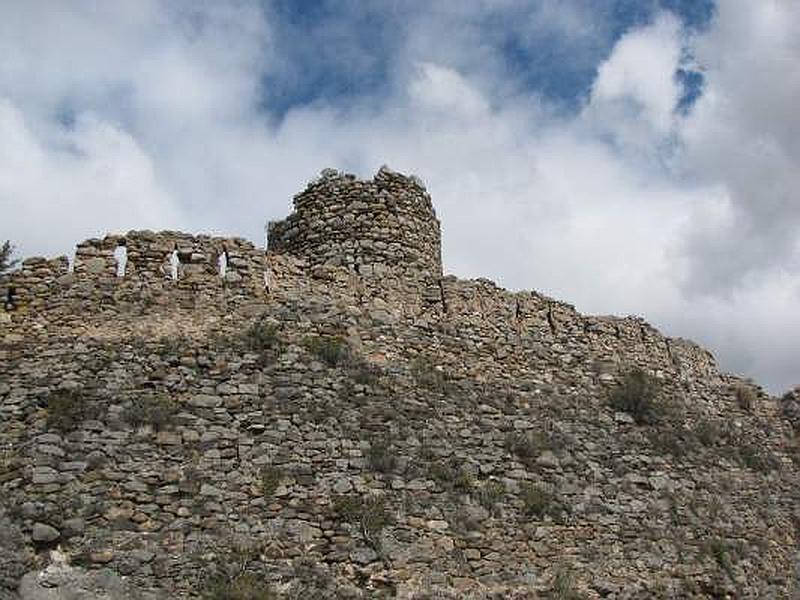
[0,241,18,274]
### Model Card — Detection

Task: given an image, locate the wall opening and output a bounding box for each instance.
[114,243,127,277]
[218,249,228,278]
[170,249,180,281]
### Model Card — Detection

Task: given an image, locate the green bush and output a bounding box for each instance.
[303,335,350,367]
[694,418,721,447]
[366,437,397,474]
[123,394,177,431]
[332,494,392,549]
[410,356,448,393]
[475,480,505,516]
[0,240,18,274]
[520,482,566,521]
[551,566,585,600]
[427,459,473,493]
[201,537,269,600]
[505,431,551,467]
[734,384,757,412]
[703,537,737,580]
[608,368,663,425]
[242,319,281,359]
[260,466,284,500]
[45,389,95,432]
[203,573,274,600]
[736,444,780,473]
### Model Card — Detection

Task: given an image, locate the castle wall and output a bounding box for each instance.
[1,241,788,598]
[0,232,268,321]
[1,230,725,394]
[1,168,793,599]
[268,166,442,280]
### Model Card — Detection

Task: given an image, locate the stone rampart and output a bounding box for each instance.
[0,163,729,397]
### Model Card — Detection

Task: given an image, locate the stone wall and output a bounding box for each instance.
[0,231,267,318]
[1,240,726,398]
[267,166,442,280]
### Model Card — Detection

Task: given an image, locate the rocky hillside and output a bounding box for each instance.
[1,170,799,599]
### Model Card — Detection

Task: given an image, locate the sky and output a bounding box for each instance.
[0,1,798,393]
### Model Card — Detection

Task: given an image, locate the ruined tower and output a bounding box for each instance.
[267,166,442,279]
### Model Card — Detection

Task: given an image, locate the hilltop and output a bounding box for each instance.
[1,167,799,599]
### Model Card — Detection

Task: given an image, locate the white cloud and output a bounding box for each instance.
[589,14,682,136]
[677,0,800,295]
[0,2,798,393]
[0,99,182,259]
[409,63,490,118]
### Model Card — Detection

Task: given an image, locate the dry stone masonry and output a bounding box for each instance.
[1,167,799,599]
[268,166,442,279]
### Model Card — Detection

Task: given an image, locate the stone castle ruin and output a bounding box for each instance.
[0,165,719,384]
[1,166,798,598]
[268,167,442,279]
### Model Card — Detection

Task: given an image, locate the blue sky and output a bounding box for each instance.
[262,0,712,116]
[0,0,798,393]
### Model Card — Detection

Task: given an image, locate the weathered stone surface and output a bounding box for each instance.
[0,167,796,599]
[18,561,160,600]
[188,395,222,408]
[268,166,442,280]
[31,524,59,544]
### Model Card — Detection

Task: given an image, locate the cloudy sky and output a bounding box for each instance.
[1,1,798,393]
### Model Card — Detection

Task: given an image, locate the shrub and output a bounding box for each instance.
[203,573,274,600]
[242,319,281,364]
[332,494,392,550]
[123,394,177,431]
[736,444,780,473]
[734,384,757,412]
[704,537,737,580]
[520,482,566,521]
[648,425,698,458]
[427,459,473,493]
[366,437,397,474]
[259,466,284,500]
[475,480,505,516]
[0,241,18,274]
[303,335,350,367]
[45,389,96,432]
[505,431,551,467]
[551,566,585,600]
[157,334,190,357]
[410,356,448,393]
[694,418,721,447]
[348,360,382,386]
[608,368,663,425]
[201,537,270,600]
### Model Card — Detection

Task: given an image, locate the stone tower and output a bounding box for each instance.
[267,166,442,279]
